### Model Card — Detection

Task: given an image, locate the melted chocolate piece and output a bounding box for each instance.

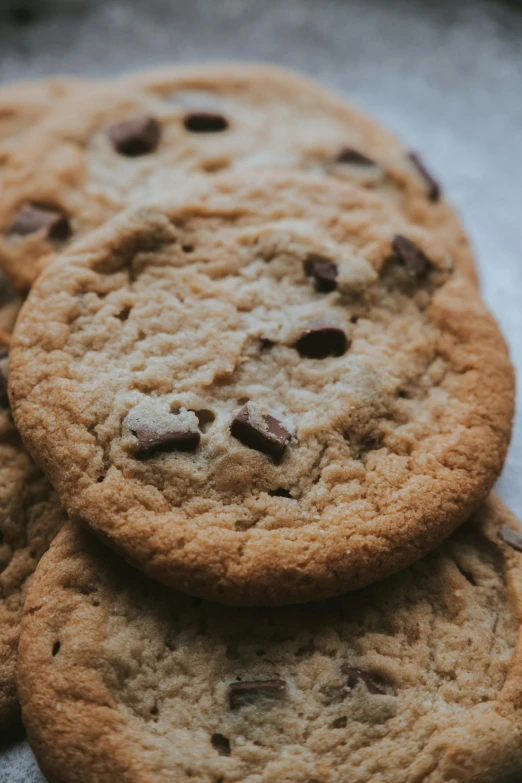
[107,116,161,156]
[132,427,200,455]
[335,147,377,166]
[9,204,71,240]
[304,256,338,292]
[408,151,441,202]
[500,525,522,553]
[231,405,290,460]
[391,234,433,279]
[228,680,287,710]
[295,325,348,359]
[183,112,228,133]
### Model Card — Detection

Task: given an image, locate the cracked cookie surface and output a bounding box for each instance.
[8,173,513,604]
[0,62,475,293]
[0,307,68,730]
[17,495,522,783]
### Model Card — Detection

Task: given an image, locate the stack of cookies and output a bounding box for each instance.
[0,63,521,783]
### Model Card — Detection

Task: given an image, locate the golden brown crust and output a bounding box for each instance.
[17,495,522,783]
[8,173,513,605]
[0,62,476,293]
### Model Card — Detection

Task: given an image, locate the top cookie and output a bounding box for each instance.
[8,172,513,605]
[0,62,475,293]
[16,495,522,783]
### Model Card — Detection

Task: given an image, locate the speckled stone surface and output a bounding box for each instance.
[0,0,521,780]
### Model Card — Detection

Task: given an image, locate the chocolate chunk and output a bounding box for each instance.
[500,525,522,553]
[107,116,161,156]
[304,256,338,292]
[9,204,71,240]
[231,404,290,460]
[295,325,348,359]
[335,147,377,166]
[392,234,433,279]
[183,112,229,133]
[341,664,386,695]
[228,680,286,710]
[408,152,441,202]
[132,427,200,455]
[0,347,8,361]
[211,733,231,756]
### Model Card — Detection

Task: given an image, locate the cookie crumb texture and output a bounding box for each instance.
[0,340,67,729]
[17,497,522,783]
[8,173,513,605]
[0,62,475,293]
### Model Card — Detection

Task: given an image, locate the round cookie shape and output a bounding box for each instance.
[8,173,513,605]
[0,325,68,730]
[0,62,475,293]
[17,496,522,783]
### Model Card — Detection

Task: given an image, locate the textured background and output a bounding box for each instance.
[1,0,521,780]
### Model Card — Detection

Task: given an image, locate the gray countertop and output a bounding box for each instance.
[1,0,522,780]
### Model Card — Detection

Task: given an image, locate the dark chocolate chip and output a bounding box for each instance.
[391,234,433,279]
[228,680,287,710]
[107,116,161,156]
[500,525,522,553]
[303,256,338,293]
[9,204,71,240]
[341,665,386,695]
[335,147,377,166]
[211,733,231,756]
[231,405,290,460]
[183,112,229,133]
[295,325,348,359]
[408,152,441,202]
[0,348,8,361]
[132,427,200,455]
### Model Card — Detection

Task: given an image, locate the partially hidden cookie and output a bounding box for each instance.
[17,495,522,783]
[0,62,476,293]
[0,309,67,730]
[8,173,513,605]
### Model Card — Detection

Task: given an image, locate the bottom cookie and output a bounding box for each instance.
[18,495,522,783]
[0,315,67,729]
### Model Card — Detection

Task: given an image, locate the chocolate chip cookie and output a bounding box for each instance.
[0,62,476,293]
[17,495,522,783]
[8,172,513,605]
[0,315,68,730]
